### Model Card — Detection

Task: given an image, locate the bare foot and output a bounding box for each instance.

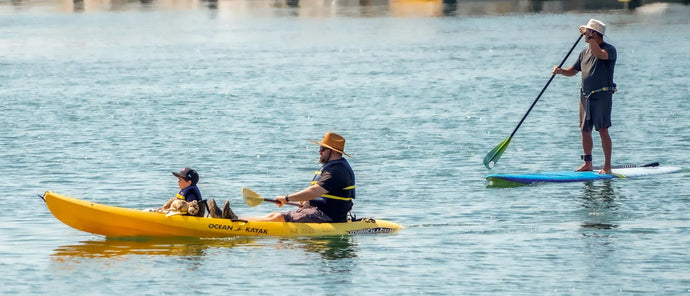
[575,163,593,171]
[598,168,612,175]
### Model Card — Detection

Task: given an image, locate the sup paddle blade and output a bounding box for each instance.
[483,136,511,170]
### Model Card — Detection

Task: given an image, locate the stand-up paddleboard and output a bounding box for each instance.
[486,162,682,187]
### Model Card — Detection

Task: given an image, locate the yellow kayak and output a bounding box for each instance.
[42,191,403,238]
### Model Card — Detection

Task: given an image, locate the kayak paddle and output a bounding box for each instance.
[483,33,584,170]
[242,187,300,207]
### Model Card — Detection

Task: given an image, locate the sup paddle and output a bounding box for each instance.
[242,187,300,207]
[483,33,584,170]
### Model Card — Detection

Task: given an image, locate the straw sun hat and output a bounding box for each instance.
[579,19,606,35]
[311,132,352,158]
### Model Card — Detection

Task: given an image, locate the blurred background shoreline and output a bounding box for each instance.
[2,0,688,16]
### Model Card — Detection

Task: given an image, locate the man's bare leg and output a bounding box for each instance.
[597,127,612,174]
[576,130,594,171]
[241,212,285,222]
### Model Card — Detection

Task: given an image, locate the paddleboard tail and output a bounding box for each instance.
[594,162,659,170]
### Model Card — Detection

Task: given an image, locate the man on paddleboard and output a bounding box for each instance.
[244,132,356,223]
[553,19,617,174]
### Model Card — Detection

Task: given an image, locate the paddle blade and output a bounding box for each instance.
[242,187,264,207]
[483,137,511,170]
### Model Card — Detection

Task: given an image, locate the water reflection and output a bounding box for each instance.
[287,236,359,261]
[579,180,621,230]
[51,235,358,262]
[282,236,359,275]
[577,180,626,276]
[51,237,256,259]
[2,0,674,15]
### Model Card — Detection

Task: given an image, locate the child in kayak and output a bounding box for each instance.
[157,167,203,216]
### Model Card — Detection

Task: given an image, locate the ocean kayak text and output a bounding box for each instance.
[208,223,268,235]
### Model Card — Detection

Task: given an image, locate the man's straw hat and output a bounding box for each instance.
[311,132,352,158]
[579,19,606,35]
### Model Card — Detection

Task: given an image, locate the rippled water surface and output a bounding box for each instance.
[1,1,689,295]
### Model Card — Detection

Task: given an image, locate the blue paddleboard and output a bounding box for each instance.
[486,163,681,187]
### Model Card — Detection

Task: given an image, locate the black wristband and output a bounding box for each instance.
[285,194,289,202]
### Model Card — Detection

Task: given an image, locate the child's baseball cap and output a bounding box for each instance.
[172,168,199,185]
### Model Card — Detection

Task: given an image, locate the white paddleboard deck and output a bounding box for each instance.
[486,163,682,187]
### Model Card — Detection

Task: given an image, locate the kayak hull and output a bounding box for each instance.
[43,191,402,238]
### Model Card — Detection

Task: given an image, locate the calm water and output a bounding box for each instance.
[1,1,690,295]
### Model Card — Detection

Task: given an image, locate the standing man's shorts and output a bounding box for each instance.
[579,92,612,132]
[283,205,333,223]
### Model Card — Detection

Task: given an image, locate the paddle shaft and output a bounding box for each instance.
[508,34,584,140]
[483,34,584,170]
[263,198,301,207]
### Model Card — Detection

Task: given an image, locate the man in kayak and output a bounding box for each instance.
[245,132,356,223]
[553,19,617,174]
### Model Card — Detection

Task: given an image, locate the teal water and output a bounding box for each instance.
[2,1,690,295]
